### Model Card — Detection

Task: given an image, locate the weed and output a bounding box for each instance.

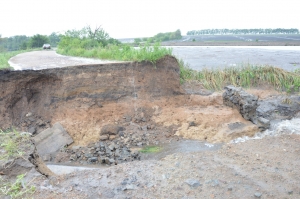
[0,129,32,161]
[281,98,292,104]
[0,173,35,199]
[139,146,161,153]
[179,62,300,92]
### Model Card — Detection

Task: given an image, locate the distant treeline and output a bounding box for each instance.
[134,29,182,44]
[187,28,300,35]
[0,32,61,52]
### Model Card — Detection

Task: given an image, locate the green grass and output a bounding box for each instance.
[139,146,161,153]
[0,129,32,160]
[0,174,35,199]
[0,49,37,70]
[179,60,300,92]
[57,42,172,64]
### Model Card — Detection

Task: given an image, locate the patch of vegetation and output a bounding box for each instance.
[179,61,300,92]
[135,29,182,44]
[58,34,172,64]
[139,146,161,153]
[0,174,35,199]
[0,129,32,161]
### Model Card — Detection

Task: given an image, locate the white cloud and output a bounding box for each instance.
[1,0,299,38]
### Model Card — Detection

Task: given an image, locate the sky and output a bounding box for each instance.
[1,0,299,39]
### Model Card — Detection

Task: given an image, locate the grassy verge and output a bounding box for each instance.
[57,42,172,64]
[179,60,300,92]
[0,49,38,70]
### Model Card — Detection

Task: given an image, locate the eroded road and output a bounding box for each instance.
[8,50,123,70]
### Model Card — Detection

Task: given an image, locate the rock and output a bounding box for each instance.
[228,186,233,191]
[109,135,116,140]
[256,117,270,130]
[288,191,293,195]
[125,116,132,122]
[100,135,109,141]
[42,154,52,162]
[70,154,77,161]
[96,101,103,108]
[33,122,73,156]
[108,143,116,151]
[109,158,115,165]
[84,153,92,158]
[141,126,148,131]
[36,119,45,126]
[119,131,125,137]
[122,184,137,191]
[88,157,98,163]
[189,121,196,127]
[72,146,81,151]
[28,126,36,135]
[185,179,201,188]
[101,124,124,135]
[254,192,262,198]
[223,85,258,122]
[26,112,33,117]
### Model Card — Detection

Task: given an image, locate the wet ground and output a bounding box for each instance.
[172,46,300,71]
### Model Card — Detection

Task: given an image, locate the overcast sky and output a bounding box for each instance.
[1,0,299,38]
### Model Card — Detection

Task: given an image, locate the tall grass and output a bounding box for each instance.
[179,60,300,92]
[57,42,173,64]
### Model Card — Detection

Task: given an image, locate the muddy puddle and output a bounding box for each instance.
[47,139,222,175]
[139,139,222,160]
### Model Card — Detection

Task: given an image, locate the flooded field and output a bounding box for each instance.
[172,46,300,71]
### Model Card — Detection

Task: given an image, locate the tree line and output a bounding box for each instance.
[0,32,61,52]
[187,28,300,35]
[134,29,182,45]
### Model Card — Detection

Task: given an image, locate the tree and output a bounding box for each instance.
[29,34,49,48]
[49,32,61,47]
[134,38,141,45]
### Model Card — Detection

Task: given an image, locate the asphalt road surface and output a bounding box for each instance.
[8,50,123,70]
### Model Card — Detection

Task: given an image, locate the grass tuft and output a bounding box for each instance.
[139,146,161,153]
[0,174,35,199]
[0,129,32,161]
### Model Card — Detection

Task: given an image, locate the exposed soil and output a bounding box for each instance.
[1,53,300,198]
